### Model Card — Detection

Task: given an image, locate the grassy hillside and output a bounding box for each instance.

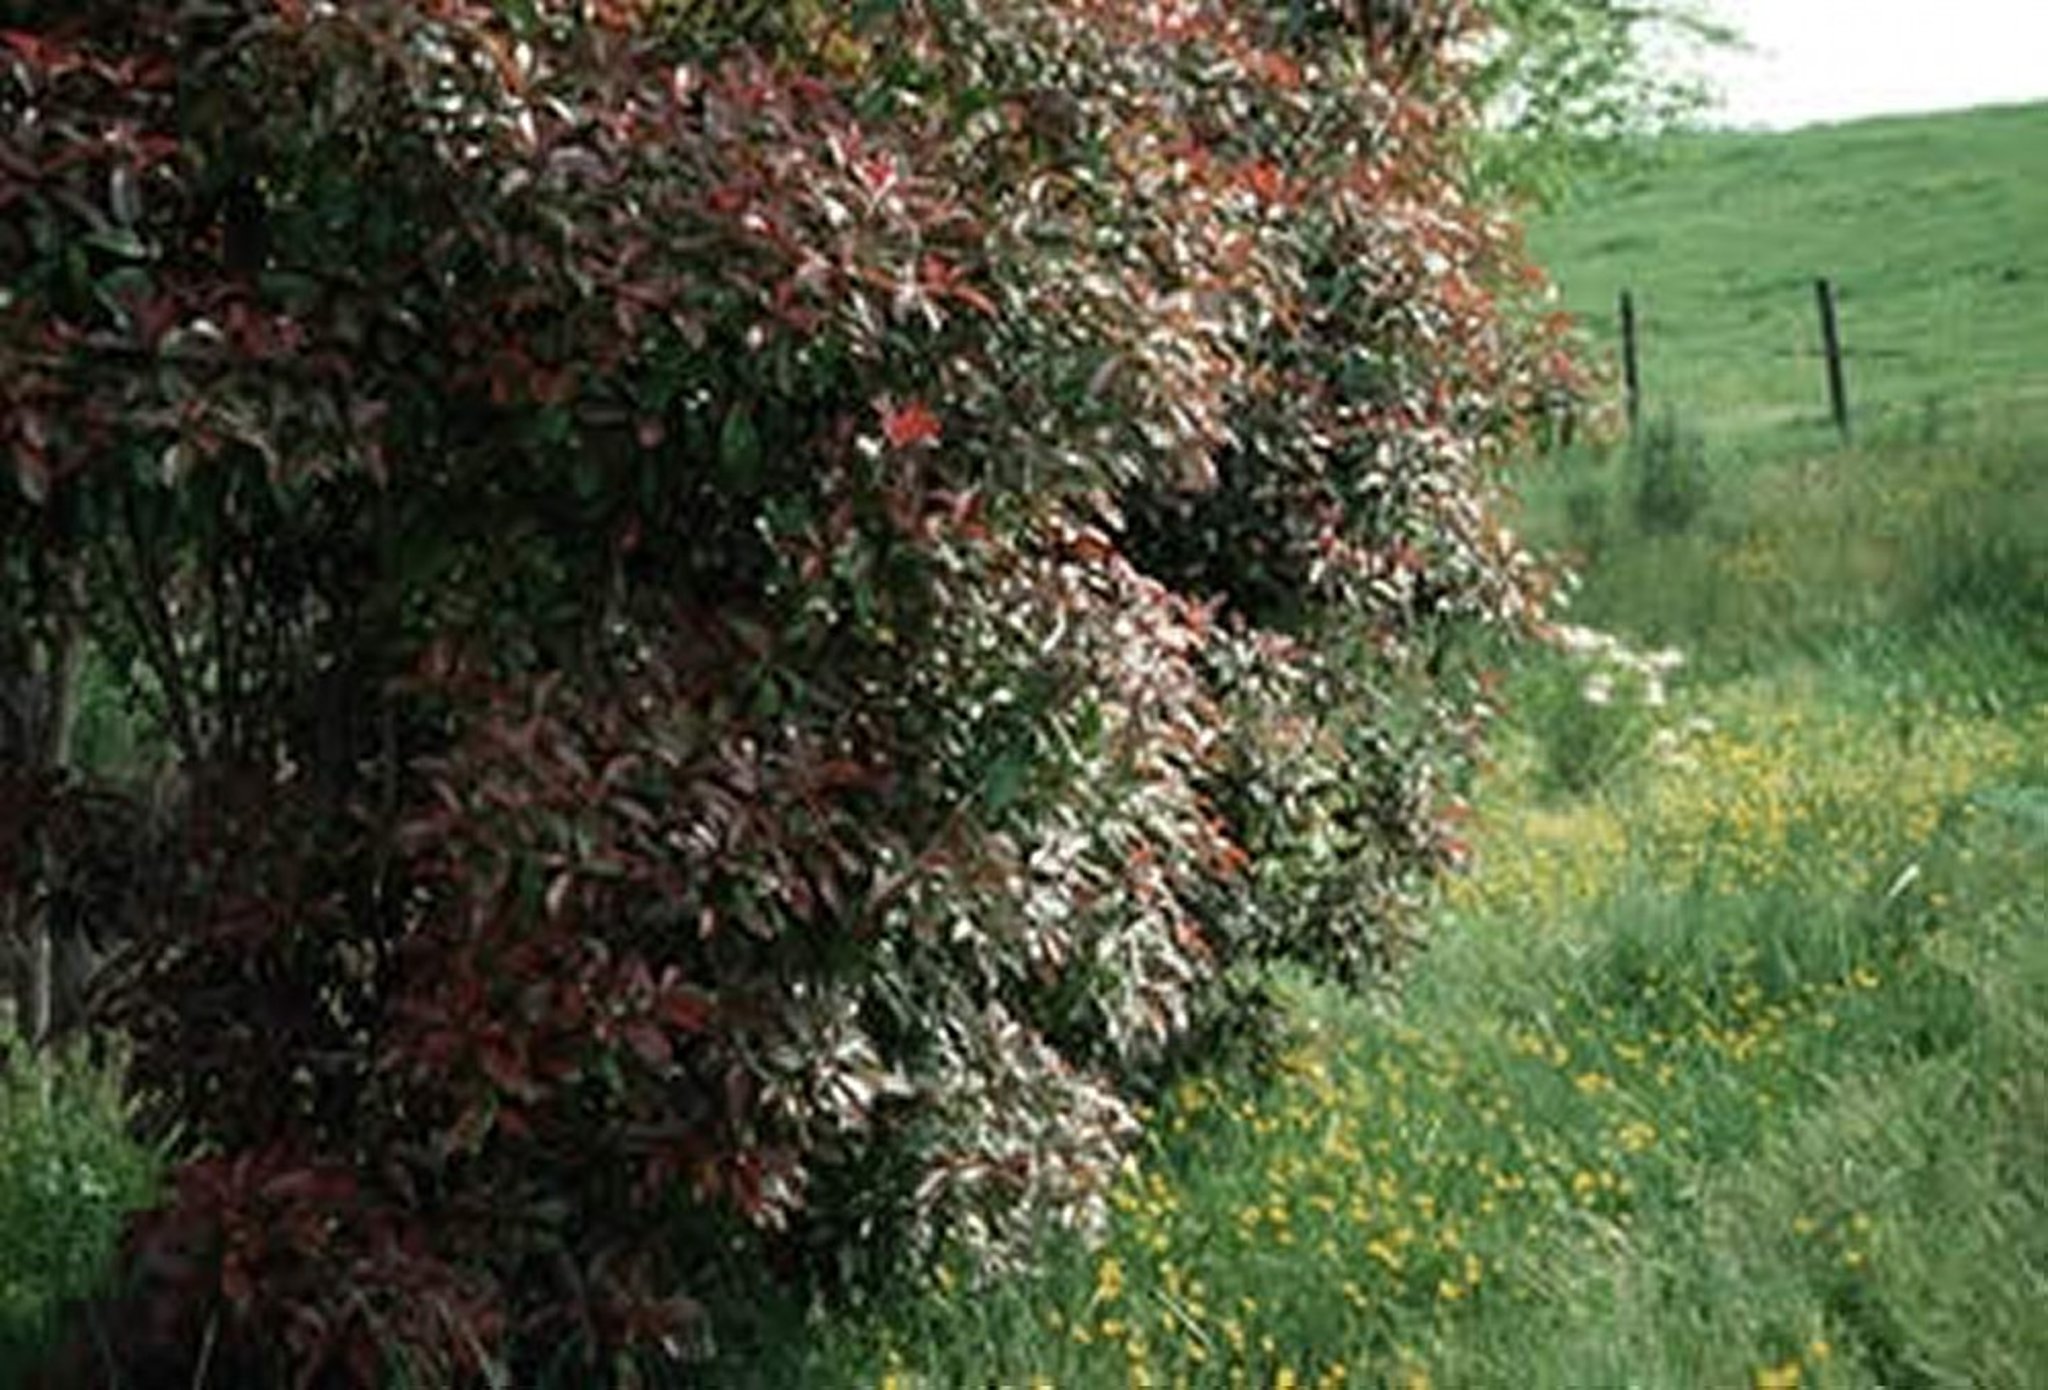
[1529,101,2048,445]
[1518,101,2048,684]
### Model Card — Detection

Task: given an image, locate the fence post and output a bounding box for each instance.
[1815,277,1850,439]
[1619,289,1642,436]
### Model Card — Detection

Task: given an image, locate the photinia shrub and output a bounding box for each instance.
[1,0,1572,1380]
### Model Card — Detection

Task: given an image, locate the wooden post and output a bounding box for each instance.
[1815,277,1850,439]
[1619,289,1642,435]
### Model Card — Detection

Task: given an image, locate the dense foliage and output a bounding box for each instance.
[0,0,1568,1380]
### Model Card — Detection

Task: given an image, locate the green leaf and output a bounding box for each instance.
[82,228,151,262]
[13,452,49,505]
[93,266,153,323]
[983,746,1029,814]
[494,0,542,36]
[718,405,761,486]
[258,271,324,311]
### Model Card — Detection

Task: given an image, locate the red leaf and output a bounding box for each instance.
[879,398,942,450]
[13,445,49,505]
[656,987,712,1033]
[1,31,77,76]
[446,1100,494,1155]
[220,1253,253,1310]
[478,1038,534,1097]
[950,282,998,317]
[131,294,182,350]
[623,1021,673,1069]
[1241,160,1286,203]
[918,253,995,315]
[260,1167,357,1206]
[854,152,898,199]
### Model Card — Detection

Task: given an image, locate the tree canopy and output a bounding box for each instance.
[1474,0,1737,201]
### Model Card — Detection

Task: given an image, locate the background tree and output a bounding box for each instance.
[1471,0,1738,202]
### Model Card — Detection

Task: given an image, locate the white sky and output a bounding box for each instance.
[1698,0,2048,129]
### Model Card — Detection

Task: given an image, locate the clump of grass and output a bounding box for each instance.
[1559,476,1615,564]
[1505,622,1688,800]
[1631,411,1712,535]
[0,1035,162,1377]
[1514,416,2048,693]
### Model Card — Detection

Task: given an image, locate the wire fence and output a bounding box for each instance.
[1621,279,1856,442]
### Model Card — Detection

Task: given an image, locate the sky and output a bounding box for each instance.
[1697,0,2048,129]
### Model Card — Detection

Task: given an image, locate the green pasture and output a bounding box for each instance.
[1530,101,2048,446]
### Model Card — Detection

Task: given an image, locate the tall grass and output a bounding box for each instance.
[1519,415,2046,692]
[0,1037,162,1379]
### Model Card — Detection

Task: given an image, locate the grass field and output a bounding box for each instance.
[5,106,2046,1387]
[1528,100,2048,447]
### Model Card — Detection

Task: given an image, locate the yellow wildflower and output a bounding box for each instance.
[1753,1360,1802,1390]
[1618,1120,1659,1152]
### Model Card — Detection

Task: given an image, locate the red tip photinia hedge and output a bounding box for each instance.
[1,0,1573,1380]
